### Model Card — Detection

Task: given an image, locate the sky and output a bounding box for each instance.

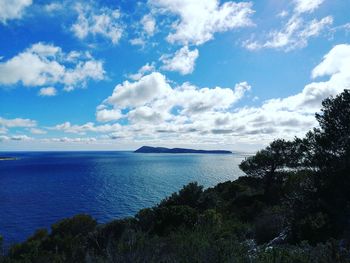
[0,0,349,152]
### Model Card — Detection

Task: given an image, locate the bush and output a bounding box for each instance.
[160,182,203,208]
[254,207,286,244]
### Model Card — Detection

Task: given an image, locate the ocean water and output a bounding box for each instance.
[0,151,245,246]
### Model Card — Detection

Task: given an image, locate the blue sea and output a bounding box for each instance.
[0,151,245,247]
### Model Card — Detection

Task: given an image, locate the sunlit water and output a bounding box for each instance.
[0,151,245,246]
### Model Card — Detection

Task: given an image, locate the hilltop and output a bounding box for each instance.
[134,146,232,154]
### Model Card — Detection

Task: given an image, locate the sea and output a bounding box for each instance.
[0,151,245,247]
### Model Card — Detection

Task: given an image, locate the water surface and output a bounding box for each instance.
[0,151,244,246]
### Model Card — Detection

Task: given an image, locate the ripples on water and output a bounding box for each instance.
[0,151,245,246]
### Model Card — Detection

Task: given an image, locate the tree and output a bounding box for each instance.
[0,235,3,260]
[312,90,350,237]
[239,139,295,198]
[285,90,350,241]
[314,89,350,171]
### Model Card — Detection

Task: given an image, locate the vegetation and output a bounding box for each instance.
[1,90,350,262]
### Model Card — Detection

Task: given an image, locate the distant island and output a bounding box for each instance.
[0,156,17,161]
[134,146,232,154]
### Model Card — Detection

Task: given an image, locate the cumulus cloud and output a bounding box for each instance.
[104,72,171,109]
[128,106,164,124]
[0,134,33,141]
[29,128,47,135]
[294,0,324,14]
[10,135,32,141]
[97,72,251,125]
[127,63,155,81]
[0,117,36,128]
[48,137,97,143]
[160,46,199,75]
[0,117,38,139]
[51,122,121,134]
[244,0,332,51]
[0,127,8,134]
[221,43,350,142]
[0,0,32,24]
[0,42,105,91]
[129,38,146,47]
[149,0,254,45]
[312,44,350,79]
[0,135,8,141]
[173,82,251,115]
[71,3,123,45]
[96,109,123,122]
[38,87,57,96]
[0,135,99,145]
[44,2,63,13]
[141,14,156,36]
[129,13,157,47]
[92,44,350,145]
[3,43,349,148]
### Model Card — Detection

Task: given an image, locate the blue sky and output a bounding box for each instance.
[0,0,349,151]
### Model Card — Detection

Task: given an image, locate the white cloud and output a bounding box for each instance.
[244,15,333,51]
[331,23,350,35]
[0,117,37,142]
[0,0,32,24]
[10,135,32,141]
[44,2,63,13]
[92,44,350,146]
[299,16,333,40]
[312,44,350,79]
[277,10,289,18]
[221,43,350,142]
[0,135,9,141]
[63,60,105,91]
[45,137,97,143]
[149,0,254,45]
[129,14,157,48]
[0,117,36,128]
[0,42,105,91]
[129,38,146,46]
[141,14,156,36]
[96,109,123,122]
[0,126,8,134]
[3,42,349,149]
[71,4,123,45]
[38,87,57,96]
[294,0,324,14]
[173,81,251,115]
[160,46,199,75]
[127,63,155,81]
[244,0,332,51]
[128,106,164,124]
[51,122,122,134]
[29,128,47,134]
[97,72,251,125]
[104,72,171,109]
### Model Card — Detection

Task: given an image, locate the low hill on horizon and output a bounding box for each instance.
[134,146,232,154]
